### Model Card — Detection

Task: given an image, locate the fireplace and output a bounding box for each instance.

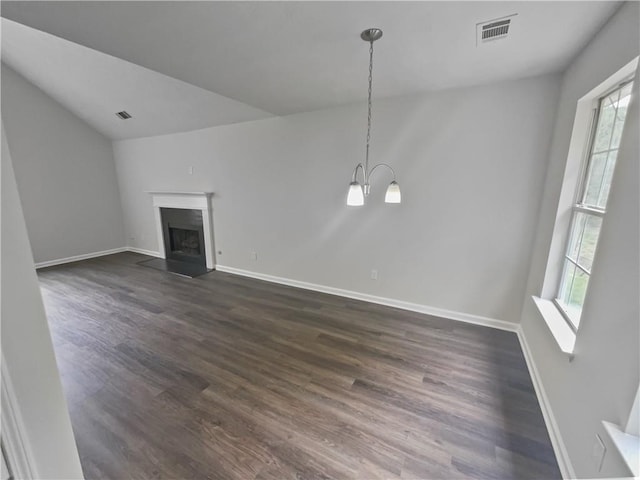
[161,208,206,265]
[145,191,215,275]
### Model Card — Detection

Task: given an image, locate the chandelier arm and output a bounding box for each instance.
[368,163,397,181]
[351,163,365,183]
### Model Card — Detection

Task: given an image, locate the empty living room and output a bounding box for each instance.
[1,1,639,479]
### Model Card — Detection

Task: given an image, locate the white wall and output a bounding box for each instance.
[520,2,639,478]
[1,64,125,264]
[1,123,83,478]
[114,74,560,323]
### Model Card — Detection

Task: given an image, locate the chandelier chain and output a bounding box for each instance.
[365,40,374,176]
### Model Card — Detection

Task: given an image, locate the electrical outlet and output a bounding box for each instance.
[371,269,378,280]
[592,434,606,472]
[251,251,258,261]
[188,166,194,175]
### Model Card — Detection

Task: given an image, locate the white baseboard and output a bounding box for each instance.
[33,252,571,477]
[35,246,163,269]
[34,247,127,269]
[217,265,574,478]
[34,254,570,476]
[126,247,162,258]
[516,326,575,479]
[215,265,517,332]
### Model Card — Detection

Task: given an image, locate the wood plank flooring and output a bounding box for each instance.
[38,252,560,479]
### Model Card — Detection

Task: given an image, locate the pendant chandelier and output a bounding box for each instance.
[347,28,401,206]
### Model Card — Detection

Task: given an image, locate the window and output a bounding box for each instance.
[555,81,634,330]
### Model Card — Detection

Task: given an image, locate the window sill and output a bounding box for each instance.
[602,421,639,477]
[532,296,576,355]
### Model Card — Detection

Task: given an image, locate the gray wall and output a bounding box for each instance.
[1,123,83,478]
[520,2,639,477]
[114,74,560,323]
[1,64,125,264]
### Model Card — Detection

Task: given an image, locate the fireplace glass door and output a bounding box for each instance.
[160,208,206,265]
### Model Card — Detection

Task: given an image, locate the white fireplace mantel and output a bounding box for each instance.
[146,191,215,269]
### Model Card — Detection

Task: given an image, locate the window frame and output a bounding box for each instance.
[532,57,638,356]
[553,78,634,332]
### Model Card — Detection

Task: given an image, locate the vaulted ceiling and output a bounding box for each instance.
[1,1,621,140]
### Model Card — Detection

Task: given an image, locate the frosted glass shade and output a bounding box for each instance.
[347,182,364,206]
[385,181,401,203]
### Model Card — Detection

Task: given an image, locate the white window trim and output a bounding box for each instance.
[602,386,640,477]
[601,421,639,477]
[555,78,633,331]
[533,56,639,356]
[1,358,37,479]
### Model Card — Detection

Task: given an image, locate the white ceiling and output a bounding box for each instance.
[1,1,621,140]
[1,18,271,140]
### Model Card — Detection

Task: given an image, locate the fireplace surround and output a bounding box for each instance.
[147,191,215,269]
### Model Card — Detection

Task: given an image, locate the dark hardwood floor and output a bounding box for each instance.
[38,252,560,479]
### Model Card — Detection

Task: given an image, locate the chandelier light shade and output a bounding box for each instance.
[347,182,365,206]
[385,181,401,203]
[346,28,401,207]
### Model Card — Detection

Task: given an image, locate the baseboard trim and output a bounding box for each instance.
[216,265,572,477]
[126,247,162,258]
[215,265,517,332]
[35,247,165,269]
[34,247,127,269]
[34,254,569,475]
[516,326,575,479]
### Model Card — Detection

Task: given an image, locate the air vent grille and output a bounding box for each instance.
[116,111,132,120]
[476,14,516,45]
[482,20,510,40]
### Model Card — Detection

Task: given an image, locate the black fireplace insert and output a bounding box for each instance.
[160,208,206,265]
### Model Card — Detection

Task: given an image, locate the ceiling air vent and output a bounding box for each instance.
[476,14,517,45]
[115,110,132,120]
